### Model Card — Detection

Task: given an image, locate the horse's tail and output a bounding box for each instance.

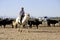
[12,20,18,28]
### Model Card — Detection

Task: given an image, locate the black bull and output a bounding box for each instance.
[47,19,59,26]
[28,19,42,29]
[0,18,14,28]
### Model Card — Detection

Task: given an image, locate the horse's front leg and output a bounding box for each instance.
[23,25,25,28]
[18,24,22,32]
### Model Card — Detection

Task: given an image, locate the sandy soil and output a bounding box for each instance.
[0,26,60,40]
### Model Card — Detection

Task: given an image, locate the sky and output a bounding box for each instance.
[0,0,60,18]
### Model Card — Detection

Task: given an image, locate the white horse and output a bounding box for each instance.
[12,13,30,28]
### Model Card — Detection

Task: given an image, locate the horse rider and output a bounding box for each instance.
[19,7,25,24]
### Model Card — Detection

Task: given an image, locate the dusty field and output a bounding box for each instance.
[0,25,60,40]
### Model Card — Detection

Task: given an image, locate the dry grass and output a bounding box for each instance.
[0,25,60,40]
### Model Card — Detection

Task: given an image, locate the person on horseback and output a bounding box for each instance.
[20,7,25,24]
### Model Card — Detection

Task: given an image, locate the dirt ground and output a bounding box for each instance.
[0,25,60,40]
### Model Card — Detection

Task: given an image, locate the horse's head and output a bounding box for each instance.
[24,13,30,17]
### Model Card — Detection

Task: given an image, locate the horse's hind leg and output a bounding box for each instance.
[15,24,18,28]
[12,24,14,28]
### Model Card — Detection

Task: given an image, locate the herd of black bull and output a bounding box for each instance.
[0,18,14,28]
[28,19,60,29]
[47,19,60,27]
[0,18,60,29]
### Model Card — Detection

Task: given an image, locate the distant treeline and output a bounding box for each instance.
[0,17,60,21]
[49,17,60,20]
[0,18,16,20]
